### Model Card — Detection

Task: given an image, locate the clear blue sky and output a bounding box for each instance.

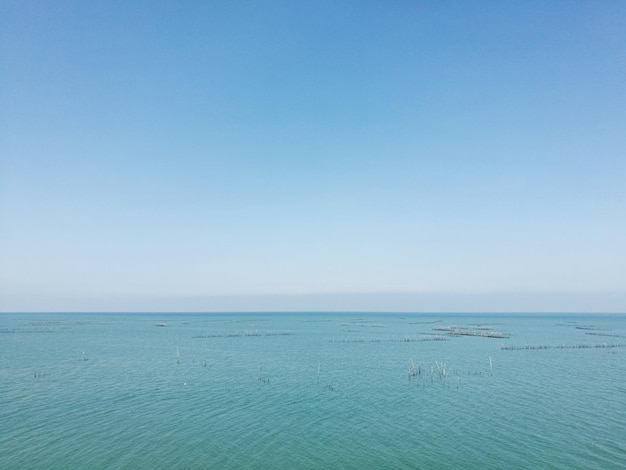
[1,1,625,312]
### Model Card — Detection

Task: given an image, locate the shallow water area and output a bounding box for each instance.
[1,313,625,469]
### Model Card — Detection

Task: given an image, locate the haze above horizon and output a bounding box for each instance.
[1,1,625,313]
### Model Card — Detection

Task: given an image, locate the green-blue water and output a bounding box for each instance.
[1,313,625,469]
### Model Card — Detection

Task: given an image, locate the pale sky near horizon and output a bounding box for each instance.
[1,1,625,312]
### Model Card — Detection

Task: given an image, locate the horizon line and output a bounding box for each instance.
[2,310,625,315]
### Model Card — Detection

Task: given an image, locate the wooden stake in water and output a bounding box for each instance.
[489,356,493,376]
[409,358,419,379]
[176,347,180,364]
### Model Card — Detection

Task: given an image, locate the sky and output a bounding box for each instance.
[1,1,625,313]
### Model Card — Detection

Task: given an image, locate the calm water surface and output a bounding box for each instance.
[1,313,625,469]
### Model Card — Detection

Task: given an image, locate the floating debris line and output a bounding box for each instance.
[192,330,294,338]
[417,335,447,341]
[330,335,448,343]
[585,332,626,338]
[0,328,54,334]
[26,321,68,327]
[501,343,624,351]
[433,325,510,339]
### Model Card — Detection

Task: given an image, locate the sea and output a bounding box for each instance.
[1,313,625,469]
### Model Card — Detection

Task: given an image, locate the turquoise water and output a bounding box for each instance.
[1,313,625,469]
